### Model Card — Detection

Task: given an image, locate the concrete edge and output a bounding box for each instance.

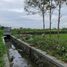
[11,35,67,67]
[3,54,10,67]
[2,37,10,67]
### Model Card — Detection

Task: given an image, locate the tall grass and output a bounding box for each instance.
[0,30,6,67]
[13,33,67,62]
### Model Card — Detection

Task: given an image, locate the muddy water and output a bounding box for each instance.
[6,42,34,67]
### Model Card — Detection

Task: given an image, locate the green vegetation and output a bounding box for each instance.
[12,28,67,62]
[23,0,67,62]
[0,29,6,67]
[24,0,67,38]
[12,28,67,34]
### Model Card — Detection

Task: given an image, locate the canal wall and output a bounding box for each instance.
[3,37,10,67]
[11,36,67,67]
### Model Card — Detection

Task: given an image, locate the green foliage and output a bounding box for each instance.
[26,35,67,62]
[12,28,67,36]
[0,29,6,67]
[12,28,67,62]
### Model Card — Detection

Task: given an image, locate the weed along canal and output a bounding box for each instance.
[4,36,36,67]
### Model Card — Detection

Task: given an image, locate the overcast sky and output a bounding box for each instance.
[0,0,67,29]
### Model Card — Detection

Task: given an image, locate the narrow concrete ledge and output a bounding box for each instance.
[11,35,67,67]
[3,54,10,67]
[2,37,10,67]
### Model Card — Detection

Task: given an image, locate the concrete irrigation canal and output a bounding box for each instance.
[4,36,36,67]
[7,43,35,67]
[4,35,67,67]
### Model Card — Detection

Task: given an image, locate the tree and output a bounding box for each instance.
[46,0,56,37]
[55,0,67,38]
[58,0,61,38]
[49,0,52,37]
[24,0,50,30]
[24,0,67,38]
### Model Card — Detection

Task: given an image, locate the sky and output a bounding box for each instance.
[0,0,67,29]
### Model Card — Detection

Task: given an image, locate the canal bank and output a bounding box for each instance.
[10,35,67,67]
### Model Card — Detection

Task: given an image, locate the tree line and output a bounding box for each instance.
[24,0,67,38]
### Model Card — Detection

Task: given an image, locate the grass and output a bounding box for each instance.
[0,29,6,67]
[13,33,67,63]
[12,29,67,62]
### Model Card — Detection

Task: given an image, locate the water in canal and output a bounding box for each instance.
[6,42,34,67]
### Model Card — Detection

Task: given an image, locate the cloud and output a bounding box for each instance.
[0,0,67,29]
